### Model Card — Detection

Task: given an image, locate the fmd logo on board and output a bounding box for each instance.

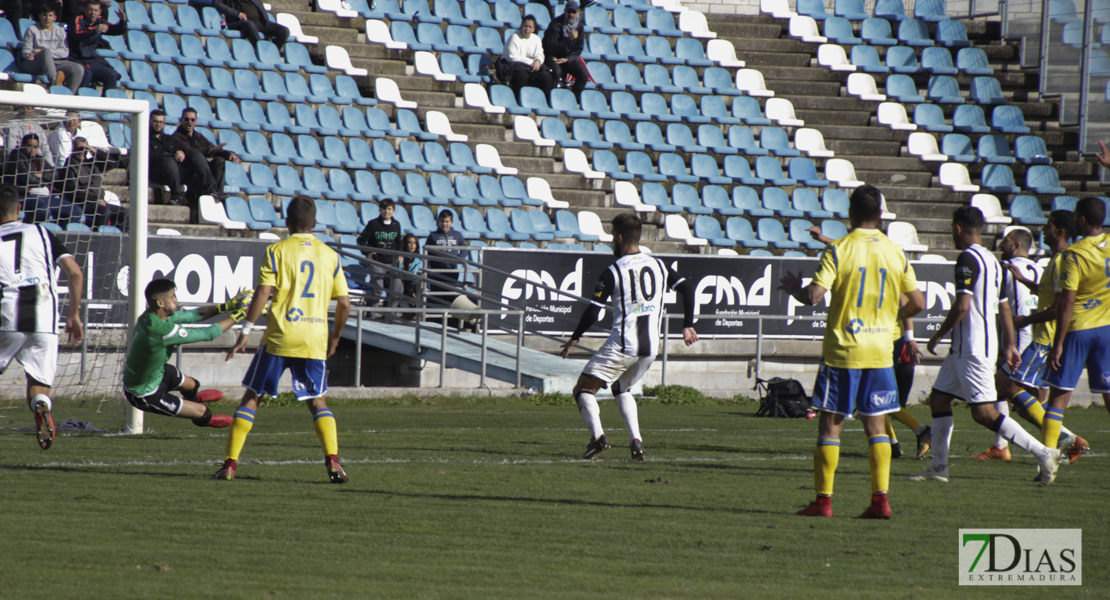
[959,529,1081,586]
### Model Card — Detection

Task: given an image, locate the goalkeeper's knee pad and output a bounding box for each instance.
[181,379,200,402]
[192,406,212,427]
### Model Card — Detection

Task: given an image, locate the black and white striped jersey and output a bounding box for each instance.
[588,252,684,357]
[0,221,72,334]
[951,243,1010,360]
[1001,255,1041,353]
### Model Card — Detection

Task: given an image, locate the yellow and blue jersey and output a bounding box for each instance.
[1057,233,1110,332]
[1033,252,1064,346]
[259,233,349,359]
[812,228,920,369]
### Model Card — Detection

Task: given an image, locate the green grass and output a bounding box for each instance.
[1,398,1106,599]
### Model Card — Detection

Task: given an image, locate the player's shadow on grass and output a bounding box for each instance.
[0,464,224,480]
[341,488,780,515]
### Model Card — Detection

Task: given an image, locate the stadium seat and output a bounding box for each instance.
[969,77,1006,104]
[956,47,993,75]
[823,17,861,45]
[941,133,977,163]
[914,0,948,21]
[952,105,991,133]
[761,0,797,19]
[755,157,796,186]
[788,218,824,250]
[722,216,768,248]
[1008,195,1047,225]
[664,214,708,247]
[848,45,885,73]
[792,188,833,219]
[640,182,682,213]
[1015,136,1053,165]
[821,44,857,72]
[991,105,1031,134]
[728,186,771,217]
[908,132,947,162]
[756,218,800,249]
[789,15,827,43]
[760,127,799,157]
[981,163,1020,194]
[971,194,1012,225]
[797,0,831,20]
[701,185,744,216]
[885,45,920,73]
[693,216,734,247]
[921,47,958,75]
[897,19,933,46]
[825,158,865,188]
[936,19,971,48]
[938,162,980,192]
[874,0,909,20]
[886,74,924,102]
[762,187,804,217]
[666,124,707,153]
[736,69,774,97]
[878,102,917,130]
[847,72,886,101]
[795,128,834,158]
[1026,166,1066,195]
[886,221,928,253]
[910,103,950,132]
[732,96,771,125]
[861,17,896,45]
[788,157,829,187]
[978,135,1017,164]
[696,125,737,155]
[673,184,712,215]
[723,156,766,185]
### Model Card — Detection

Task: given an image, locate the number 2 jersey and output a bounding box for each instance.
[0,221,72,334]
[259,233,349,360]
[582,252,688,357]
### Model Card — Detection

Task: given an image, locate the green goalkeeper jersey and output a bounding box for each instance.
[123,309,224,395]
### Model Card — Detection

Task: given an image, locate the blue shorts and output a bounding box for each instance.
[1009,342,1050,389]
[242,345,328,400]
[811,362,900,417]
[1046,325,1110,392]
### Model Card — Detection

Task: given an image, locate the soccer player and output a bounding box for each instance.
[910,207,1060,485]
[0,183,83,449]
[783,185,925,519]
[122,279,253,429]
[215,195,352,482]
[559,213,697,461]
[1041,197,1110,483]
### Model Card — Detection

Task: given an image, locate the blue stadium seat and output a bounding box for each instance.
[850,45,889,73]
[571,119,613,149]
[284,72,328,103]
[584,34,619,62]
[731,186,774,217]
[646,36,683,65]
[702,185,745,216]
[693,216,734,247]
[755,157,796,186]
[1026,166,1066,195]
[953,104,991,133]
[537,118,578,148]
[860,18,896,45]
[886,74,924,102]
[487,208,529,241]
[671,94,710,124]
[247,164,293,196]
[790,219,825,250]
[836,0,869,20]
[125,1,168,32]
[725,217,769,248]
[0,48,30,81]
[897,18,934,46]
[463,0,501,27]
[821,189,850,218]
[732,96,771,125]
[434,0,469,24]
[616,35,652,63]
[792,188,834,218]
[936,19,971,47]
[701,66,740,95]
[981,164,1020,194]
[521,87,559,116]
[218,130,254,163]
[727,126,765,155]
[605,120,645,151]
[941,133,977,162]
[820,219,849,240]
[797,0,831,20]
[824,17,861,45]
[969,77,1006,104]
[615,63,651,92]
[403,173,438,205]
[592,149,633,180]
[449,142,493,174]
[665,123,705,153]
[675,38,713,67]
[660,154,699,184]
[173,5,212,35]
[614,6,651,35]
[586,61,619,91]
[226,197,271,230]
[921,47,958,74]
[762,188,804,217]
[416,22,452,52]
[440,53,477,83]
[640,182,682,213]
[696,125,737,155]
[549,88,589,119]
[611,91,648,120]
[511,209,554,241]
[699,96,741,125]
[402,140,438,172]
[978,135,1016,164]
[914,0,948,22]
[1015,136,1052,165]
[502,176,541,207]
[354,172,383,202]
[480,174,520,207]
[1008,195,1047,225]
[249,197,284,227]
[913,103,953,132]
[394,109,437,141]
[690,155,731,185]
[991,105,1030,134]
[956,48,993,75]
[1049,196,1078,212]
[490,84,530,115]
[788,157,829,187]
[758,218,801,249]
[627,151,668,182]
[427,141,466,174]
[202,6,238,36]
[760,127,799,157]
[885,46,920,73]
[927,75,964,103]
[647,8,682,36]
[723,156,766,185]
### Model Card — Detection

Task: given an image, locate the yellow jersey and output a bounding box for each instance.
[812,228,920,369]
[1057,232,1110,332]
[1032,252,1063,346]
[259,233,349,359]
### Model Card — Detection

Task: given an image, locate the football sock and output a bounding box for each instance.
[892,408,922,433]
[225,406,255,461]
[576,392,603,440]
[992,415,1050,458]
[992,401,1010,449]
[312,407,339,456]
[1012,390,1045,425]
[615,392,641,442]
[1042,407,1065,450]
[931,412,954,470]
[814,437,840,496]
[181,379,199,402]
[868,434,891,494]
[884,417,897,444]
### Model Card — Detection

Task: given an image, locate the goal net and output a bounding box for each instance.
[0,91,150,435]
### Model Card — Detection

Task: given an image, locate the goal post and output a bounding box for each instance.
[0,90,150,434]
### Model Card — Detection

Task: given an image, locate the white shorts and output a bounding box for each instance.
[0,331,58,387]
[932,353,996,404]
[582,338,654,394]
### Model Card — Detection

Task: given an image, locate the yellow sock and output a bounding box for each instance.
[815,437,840,496]
[892,407,922,432]
[868,434,892,494]
[1013,391,1046,426]
[1042,407,1064,449]
[225,406,255,461]
[313,407,339,456]
[884,417,897,444]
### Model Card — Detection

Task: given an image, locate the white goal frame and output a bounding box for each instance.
[0,90,150,434]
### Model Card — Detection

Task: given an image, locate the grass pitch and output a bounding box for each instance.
[1,397,1106,599]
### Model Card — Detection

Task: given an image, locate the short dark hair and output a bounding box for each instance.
[85,0,102,8]
[21,133,38,147]
[611,213,642,243]
[437,209,454,221]
[286,194,316,231]
[1047,209,1077,240]
[521,15,540,31]
[0,183,20,217]
[151,109,165,119]
[1006,227,1033,252]
[1075,197,1106,229]
[145,278,175,307]
[379,198,394,210]
[33,3,55,18]
[848,185,883,223]
[953,205,985,232]
[181,107,198,118]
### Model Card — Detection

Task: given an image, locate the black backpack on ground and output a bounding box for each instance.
[755,378,810,418]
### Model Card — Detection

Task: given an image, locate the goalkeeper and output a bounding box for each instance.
[122,279,254,428]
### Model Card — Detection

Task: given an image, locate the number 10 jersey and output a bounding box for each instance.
[588,252,685,358]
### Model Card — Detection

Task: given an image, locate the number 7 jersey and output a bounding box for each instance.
[258,233,349,360]
[589,252,685,357]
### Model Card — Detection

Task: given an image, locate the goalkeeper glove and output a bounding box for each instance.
[217,288,253,314]
[229,306,249,323]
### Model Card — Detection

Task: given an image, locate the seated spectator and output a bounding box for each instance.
[398,232,423,319]
[356,198,403,308]
[147,110,186,206]
[212,0,289,50]
[67,0,126,92]
[21,3,84,93]
[4,106,55,167]
[499,15,552,103]
[171,107,241,222]
[3,133,54,194]
[424,209,466,308]
[543,1,587,100]
[52,136,127,229]
[47,111,80,167]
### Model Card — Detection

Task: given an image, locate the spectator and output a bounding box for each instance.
[21,3,84,93]
[67,0,126,92]
[424,209,466,308]
[4,107,55,167]
[212,0,289,50]
[46,112,79,167]
[172,107,240,222]
[53,136,126,229]
[499,15,552,103]
[147,110,186,206]
[542,1,587,100]
[2,0,35,32]
[3,133,54,193]
[399,232,423,318]
[356,198,402,308]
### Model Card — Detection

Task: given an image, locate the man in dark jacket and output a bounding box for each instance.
[53,136,126,229]
[356,198,402,307]
[542,0,588,100]
[147,110,186,206]
[171,107,241,221]
[67,0,126,91]
[212,0,289,49]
